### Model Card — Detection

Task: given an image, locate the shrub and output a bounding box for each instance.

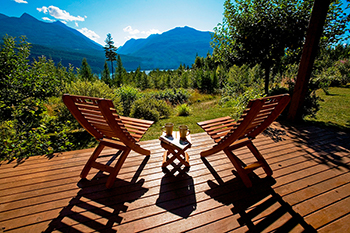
[334,59,350,86]
[130,96,171,122]
[115,85,141,116]
[176,103,191,116]
[0,36,73,161]
[64,79,123,113]
[148,88,191,105]
[0,111,72,161]
[220,87,265,120]
[226,64,263,94]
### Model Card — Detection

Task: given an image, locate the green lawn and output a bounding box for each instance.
[145,86,350,141]
[142,98,234,141]
[305,87,350,131]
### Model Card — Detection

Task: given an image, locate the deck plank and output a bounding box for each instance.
[0,123,349,232]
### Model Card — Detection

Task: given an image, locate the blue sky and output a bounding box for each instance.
[1,0,225,47]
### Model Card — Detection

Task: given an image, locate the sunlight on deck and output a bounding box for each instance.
[0,122,349,232]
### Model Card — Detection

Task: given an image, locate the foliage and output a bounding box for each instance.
[80,58,95,81]
[115,54,126,87]
[220,87,265,120]
[212,0,349,93]
[115,85,141,116]
[64,79,123,114]
[0,35,74,160]
[176,103,191,116]
[0,115,72,161]
[101,61,111,86]
[333,59,350,86]
[148,88,191,105]
[130,96,171,122]
[1,36,58,121]
[104,33,117,75]
[226,64,263,94]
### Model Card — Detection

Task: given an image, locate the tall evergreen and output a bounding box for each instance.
[80,58,94,81]
[115,55,125,87]
[104,33,117,77]
[101,61,111,86]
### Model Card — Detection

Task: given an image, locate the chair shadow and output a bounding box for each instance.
[156,170,196,218]
[262,126,287,142]
[202,157,316,232]
[43,155,150,232]
[283,122,350,171]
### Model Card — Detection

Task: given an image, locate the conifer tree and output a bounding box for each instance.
[101,61,111,86]
[80,58,94,81]
[104,33,117,77]
[115,55,126,87]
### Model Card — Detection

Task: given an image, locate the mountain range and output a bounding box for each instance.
[0,13,213,72]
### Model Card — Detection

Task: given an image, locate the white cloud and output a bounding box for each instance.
[37,6,84,22]
[42,17,55,22]
[123,26,140,35]
[13,0,28,3]
[78,28,100,42]
[75,22,79,27]
[123,26,160,40]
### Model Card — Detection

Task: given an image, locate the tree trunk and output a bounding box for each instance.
[287,0,331,122]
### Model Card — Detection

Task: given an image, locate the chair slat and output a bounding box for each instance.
[201,118,236,130]
[79,108,104,117]
[197,116,232,126]
[75,102,100,110]
[119,116,153,125]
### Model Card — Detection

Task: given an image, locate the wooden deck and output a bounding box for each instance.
[0,122,349,232]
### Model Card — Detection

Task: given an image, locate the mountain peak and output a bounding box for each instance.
[20,13,38,21]
[117,26,213,69]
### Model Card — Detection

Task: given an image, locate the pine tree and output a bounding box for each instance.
[104,33,117,76]
[80,58,94,81]
[101,61,111,86]
[115,55,125,87]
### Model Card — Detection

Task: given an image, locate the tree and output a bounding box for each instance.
[212,0,349,94]
[104,33,117,77]
[80,58,94,81]
[115,54,126,87]
[0,35,72,160]
[101,61,111,86]
[0,36,61,122]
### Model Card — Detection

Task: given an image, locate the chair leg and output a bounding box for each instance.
[224,148,252,188]
[80,143,105,179]
[246,142,273,176]
[106,148,131,188]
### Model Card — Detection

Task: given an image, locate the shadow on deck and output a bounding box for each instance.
[0,122,349,232]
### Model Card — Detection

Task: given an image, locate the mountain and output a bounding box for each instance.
[0,13,213,72]
[0,13,143,72]
[0,13,102,52]
[118,26,213,69]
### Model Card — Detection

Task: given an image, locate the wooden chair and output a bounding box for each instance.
[63,94,154,188]
[197,94,290,187]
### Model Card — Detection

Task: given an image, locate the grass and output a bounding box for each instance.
[144,86,350,141]
[304,86,350,131]
[142,97,234,141]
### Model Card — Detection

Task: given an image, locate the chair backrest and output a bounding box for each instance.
[218,94,291,146]
[62,94,136,145]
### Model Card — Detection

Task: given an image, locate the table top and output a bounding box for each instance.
[159,131,191,150]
